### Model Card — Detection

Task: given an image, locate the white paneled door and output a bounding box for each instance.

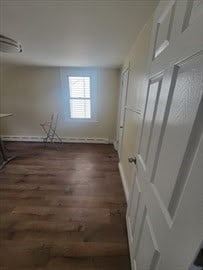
[126,1,203,269]
[118,68,129,158]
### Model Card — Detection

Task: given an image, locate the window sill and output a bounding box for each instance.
[64,118,98,123]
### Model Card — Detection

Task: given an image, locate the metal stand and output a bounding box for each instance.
[0,137,16,170]
[40,113,62,147]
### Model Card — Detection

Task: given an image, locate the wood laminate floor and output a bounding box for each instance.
[0,142,131,270]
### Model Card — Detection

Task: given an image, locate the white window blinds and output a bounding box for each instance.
[68,76,91,119]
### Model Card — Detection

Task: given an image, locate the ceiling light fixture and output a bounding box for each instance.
[0,34,22,53]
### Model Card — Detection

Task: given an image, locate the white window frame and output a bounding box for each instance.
[60,68,97,122]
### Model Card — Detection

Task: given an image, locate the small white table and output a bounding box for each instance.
[0,113,16,170]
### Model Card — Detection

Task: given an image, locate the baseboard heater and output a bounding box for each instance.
[1,135,113,144]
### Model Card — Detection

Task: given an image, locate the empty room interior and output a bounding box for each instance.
[0,0,203,269]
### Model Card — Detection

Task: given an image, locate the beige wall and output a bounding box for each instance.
[119,17,153,193]
[0,66,119,141]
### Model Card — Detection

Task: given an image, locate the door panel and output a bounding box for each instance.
[153,53,203,208]
[127,176,141,245]
[146,66,179,181]
[182,0,203,32]
[153,1,176,59]
[136,216,160,270]
[151,133,203,269]
[168,96,203,218]
[132,195,146,256]
[127,0,203,269]
[127,66,140,110]
[139,76,162,163]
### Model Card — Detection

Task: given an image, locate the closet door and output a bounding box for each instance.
[117,68,129,158]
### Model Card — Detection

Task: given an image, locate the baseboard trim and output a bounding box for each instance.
[1,135,113,144]
[118,162,129,203]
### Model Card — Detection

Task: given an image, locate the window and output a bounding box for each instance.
[68,76,91,119]
[60,68,97,122]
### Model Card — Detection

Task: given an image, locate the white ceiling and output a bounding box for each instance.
[0,0,158,67]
